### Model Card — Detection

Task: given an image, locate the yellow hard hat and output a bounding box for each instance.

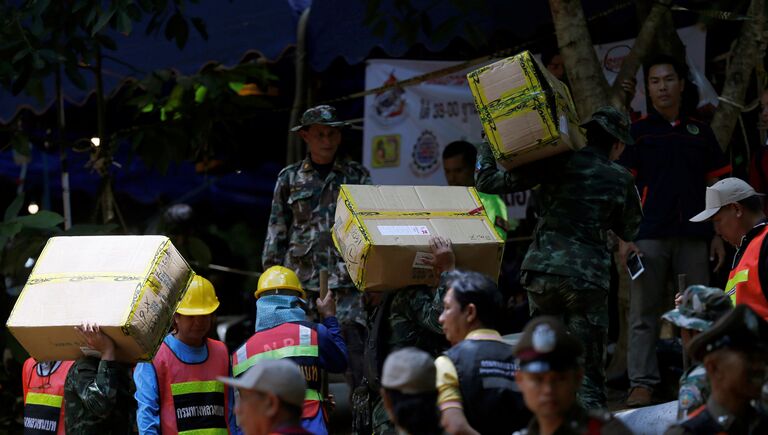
[255,266,306,299]
[177,275,220,316]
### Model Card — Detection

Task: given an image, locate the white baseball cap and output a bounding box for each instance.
[689,178,764,222]
[218,359,306,408]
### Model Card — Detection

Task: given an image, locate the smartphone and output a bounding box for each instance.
[627,252,645,280]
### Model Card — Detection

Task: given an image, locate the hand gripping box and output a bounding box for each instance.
[332,185,504,292]
[7,236,194,362]
[467,50,585,169]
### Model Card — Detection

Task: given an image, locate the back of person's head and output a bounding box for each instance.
[383,389,442,434]
[381,347,441,434]
[444,269,503,329]
[738,195,765,216]
[442,140,477,167]
[585,122,617,154]
[645,53,688,82]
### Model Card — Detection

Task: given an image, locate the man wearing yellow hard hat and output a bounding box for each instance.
[231,266,348,435]
[134,275,237,434]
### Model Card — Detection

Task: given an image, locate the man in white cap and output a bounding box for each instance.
[690,177,768,319]
[218,360,311,435]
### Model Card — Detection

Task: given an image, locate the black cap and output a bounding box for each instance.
[687,304,768,361]
[514,316,583,373]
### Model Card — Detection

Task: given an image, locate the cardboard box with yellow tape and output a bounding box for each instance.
[7,236,194,362]
[467,50,585,169]
[332,185,504,292]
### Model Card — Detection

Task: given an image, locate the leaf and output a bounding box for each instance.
[190,17,207,40]
[38,49,62,63]
[4,194,24,221]
[91,8,117,35]
[164,13,189,49]
[73,0,88,12]
[420,13,432,35]
[116,10,132,34]
[12,48,30,64]
[125,4,142,20]
[187,236,212,268]
[14,211,64,229]
[363,0,382,24]
[31,52,45,70]
[0,222,23,238]
[65,64,87,89]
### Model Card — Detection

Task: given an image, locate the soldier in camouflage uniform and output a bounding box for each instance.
[359,236,455,435]
[64,323,135,434]
[263,104,371,324]
[661,285,733,419]
[475,106,643,409]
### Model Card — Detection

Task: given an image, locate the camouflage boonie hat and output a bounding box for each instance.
[688,304,768,361]
[580,105,634,145]
[662,285,733,332]
[290,105,349,132]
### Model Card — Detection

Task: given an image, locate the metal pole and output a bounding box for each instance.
[287,7,311,165]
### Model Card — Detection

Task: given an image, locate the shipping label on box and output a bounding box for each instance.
[467,51,585,169]
[6,236,194,362]
[332,185,505,292]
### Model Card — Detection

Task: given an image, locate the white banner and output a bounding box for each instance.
[363,27,707,187]
[363,59,483,186]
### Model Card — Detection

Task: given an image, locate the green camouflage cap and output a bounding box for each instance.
[688,304,768,361]
[290,105,349,132]
[662,285,733,332]
[580,105,634,145]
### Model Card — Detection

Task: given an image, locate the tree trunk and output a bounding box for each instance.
[609,0,674,107]
[549,0,610,119]
[710,0,767,151]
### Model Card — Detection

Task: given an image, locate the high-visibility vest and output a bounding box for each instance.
[726,225,768,320]
[232,322,322,420]
[22,358,73,435]
[153,338,231,435]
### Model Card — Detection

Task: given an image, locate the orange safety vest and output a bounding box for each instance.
[153,338,231,435]
[22,358,73,435]
[232,322,322,420]
[726,225,768,320]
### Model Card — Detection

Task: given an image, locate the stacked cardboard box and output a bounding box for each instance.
[467,50,585,169]
[7,236,193,362]
[333,185,504,292]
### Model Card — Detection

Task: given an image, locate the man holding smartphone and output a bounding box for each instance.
[618,55,731,407]
[476,106,642,410]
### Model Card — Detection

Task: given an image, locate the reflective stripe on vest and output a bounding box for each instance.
[153,338,231,435]
[22,358,73,435]
[727,225,768,320]
[232,323,319,377]
[233,323,323,421]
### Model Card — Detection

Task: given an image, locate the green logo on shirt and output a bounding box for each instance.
[687,124,700,135]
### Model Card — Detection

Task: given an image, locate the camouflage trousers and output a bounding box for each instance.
[524,271,609,410]
[371,394,397,435]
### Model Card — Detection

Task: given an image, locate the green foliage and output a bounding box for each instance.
[117,61,277,173]
[0,0,207,103]
[363,0,487,47]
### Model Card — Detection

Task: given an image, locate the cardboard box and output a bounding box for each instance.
[467,51,585,169]
[332,185,504,292]
[7,236,194,362]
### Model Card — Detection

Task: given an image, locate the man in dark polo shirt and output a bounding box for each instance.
[619,54,732,407]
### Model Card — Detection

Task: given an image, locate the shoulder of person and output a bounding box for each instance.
[339,158,370,176]
[277,160,304,178]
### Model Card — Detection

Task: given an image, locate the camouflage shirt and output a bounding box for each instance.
[64,357,136,435]
[677,364,710,420]
[476,143,642,290]
[262,154,371,292]
[387,285,448,354]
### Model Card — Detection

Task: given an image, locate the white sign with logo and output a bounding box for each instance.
[364,59,483,186]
